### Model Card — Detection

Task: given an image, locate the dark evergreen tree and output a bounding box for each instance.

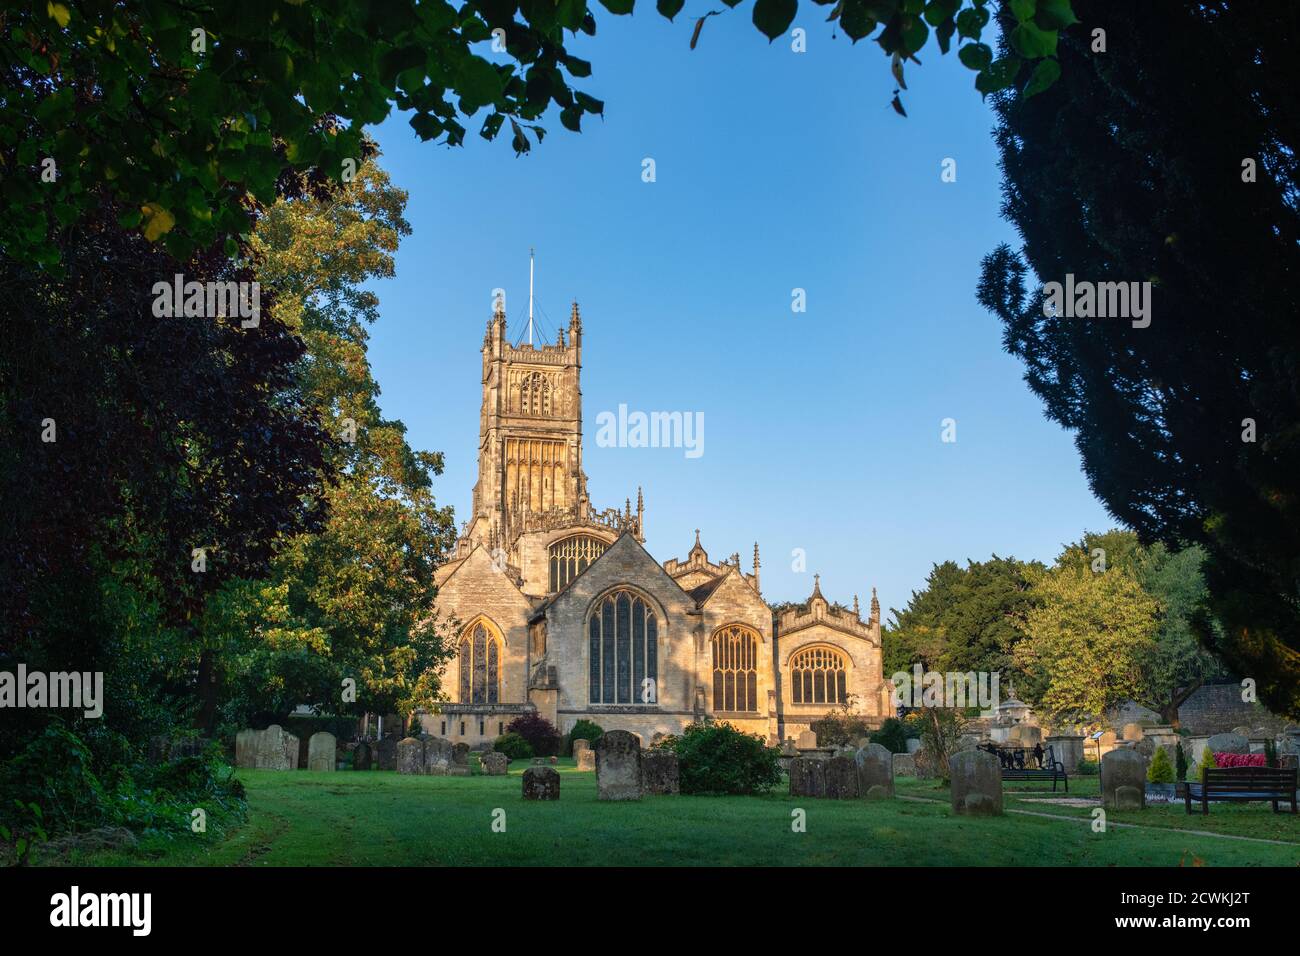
[977,1,1300,716]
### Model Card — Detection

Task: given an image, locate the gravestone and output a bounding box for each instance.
[949,749,1003,816]
[642,751,680,795]
[824,755,860,798]
[571,738,590,760]
[1205,732,1249,755]
[422,737,453,775]
[780,738,798,757]
[480,751,508,776]
[788,756,826,798]
[576,749,596,771]
[352,740,373,771]
[449,742,471,776]
[235,729,257,769]
[1045,734,1084,773]
[906,737,922,755]
[376,736,398,771]
[240,725,298,770]
[796,730,818,750]
[522,766,560,800]
[307,731,337,772]
[1101,748,1147,810]
[596,730,643,801]
[854,743,895,799]
[397,737,423,775]
[892,753,916,777]
[1121,722,1145,742]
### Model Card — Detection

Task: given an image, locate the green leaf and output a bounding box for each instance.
[922,0,960,27]
[657,0,686,20]
[957,42,992,71]
[900,15,929,55]
[1034,0,1078,30]
[599,0,635,14]
[1010,22,1057,58]
[955,6,989,40]
[752,0,798,41]
[975,56,1020,95]
[1009,0,1035,23]
[1023,56,1061,97]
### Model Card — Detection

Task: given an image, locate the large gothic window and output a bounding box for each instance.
[712,625,760,712]
[790,646,848,705]
[588,590,658,705]
[519,371,552,417]
[549,534,608,592]
[459,622,501,704]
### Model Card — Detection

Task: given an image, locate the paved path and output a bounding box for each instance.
[897,794,1300,848]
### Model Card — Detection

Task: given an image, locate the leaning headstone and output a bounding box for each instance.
[352,740,373,771]
[422,737,453,775]
[449,741,471,776]
[596,730,643,801]
[950,749,1003,816]
[854,743,895,799]
[571,738,591,760]
[307,731,337,772]
[397,737,423,775]
[480,751,509,776]
[247,725,298,770]
[522,766,560,800]
[1101,748,1147,810]
[1205,732,1249,755]
[235,729,257,769]
[788,756,826,798]
[576,749,596,772]
[824,755,860,799]
[641,751,680,795]
[376,736,398,771]
[892,752,916,777]
[796,730,818,750]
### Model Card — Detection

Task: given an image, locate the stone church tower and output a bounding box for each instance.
[427,296,889,748]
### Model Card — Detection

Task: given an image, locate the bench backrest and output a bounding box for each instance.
[1202,767,1297,792]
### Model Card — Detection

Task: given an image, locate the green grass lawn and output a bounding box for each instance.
[51,760,1300,867]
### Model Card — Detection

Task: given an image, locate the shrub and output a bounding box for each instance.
[661,722,781,795]
[1076,759,1099,775]
[1147,746,1174,784]
[493,732,533,762]
[1175,743,1188,782]
[809,699,875,747]
[566,719,604,755]
[505,713,561,756]
[1198,748,1218,781]
[869,718,910,754]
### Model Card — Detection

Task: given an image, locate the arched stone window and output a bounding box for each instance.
[588,589,658,705]
[790,645,848,705]
[519,371,552,417]
[459,621,501,704]
[548,534,608,592]
[712,625,760,712]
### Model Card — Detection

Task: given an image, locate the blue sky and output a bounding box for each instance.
[363,9,1115,621]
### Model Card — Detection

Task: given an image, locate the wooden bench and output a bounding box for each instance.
[1183,767,1298,815]
[981,743,1069,792]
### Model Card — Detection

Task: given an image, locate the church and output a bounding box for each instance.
[426,298,892,747]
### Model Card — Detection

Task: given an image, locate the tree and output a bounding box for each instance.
[883,555,1043,688]
[1052,531,1222,726]
[207,152,458,728]
[2,0,1074,269]
[976,1,1300,717]
[1013,560,1161,725]
[0,199,332,750]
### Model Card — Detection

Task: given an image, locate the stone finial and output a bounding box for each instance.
[812,573,822,597]
[870,586,880,625]
[752,542,761,592]
[569,300,582,330]
[556,327,565,347]
[853,594,860,617]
